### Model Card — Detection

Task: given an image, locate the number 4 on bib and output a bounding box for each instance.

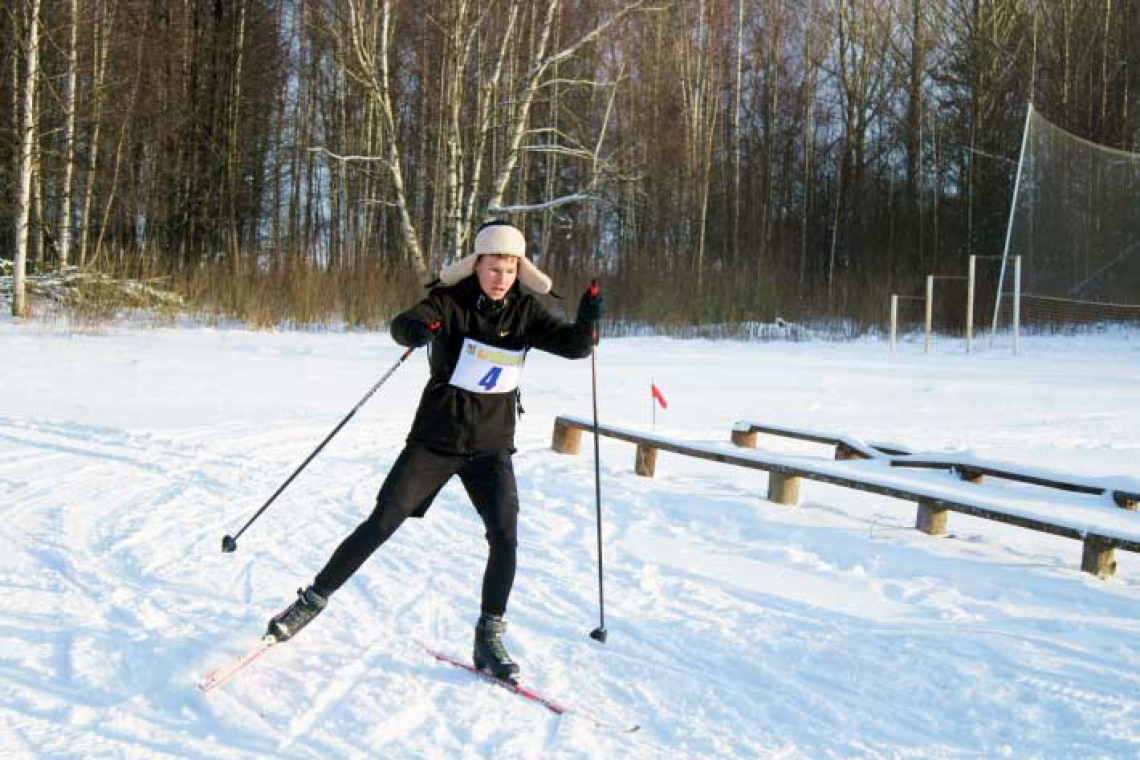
[449,338,524,394]
[478,367,503,391]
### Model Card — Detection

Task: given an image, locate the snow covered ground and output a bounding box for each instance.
[1,315,1138,759]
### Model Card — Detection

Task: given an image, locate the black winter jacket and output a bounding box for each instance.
[391,276,593,454]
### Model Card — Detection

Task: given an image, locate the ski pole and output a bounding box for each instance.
[221,323,438,553]
[586,281,608,644]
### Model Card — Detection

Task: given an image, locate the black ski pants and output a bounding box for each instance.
[313,444,520,616]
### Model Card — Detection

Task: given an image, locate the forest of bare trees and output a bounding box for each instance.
[3,0,1139,327]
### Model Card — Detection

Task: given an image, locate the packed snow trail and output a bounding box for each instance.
[1,318,1138,758]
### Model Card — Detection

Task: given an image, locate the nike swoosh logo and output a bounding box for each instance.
[499,331,510,336]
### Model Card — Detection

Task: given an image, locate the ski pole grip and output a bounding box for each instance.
[588,281,600,343]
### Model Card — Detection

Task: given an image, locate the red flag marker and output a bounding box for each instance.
[651,383,668,409]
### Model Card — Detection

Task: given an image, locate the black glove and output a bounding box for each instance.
[576,285,604,324]
[405,319,437,348]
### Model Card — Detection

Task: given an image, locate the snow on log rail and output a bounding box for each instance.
[887,455,1140,510]
[729,420,912,460]
[729,419,1139,510]
[551,415,1140,579]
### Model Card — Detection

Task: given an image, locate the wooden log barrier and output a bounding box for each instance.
[835,442,870,461]
[1081,537,1117,578]
[1115,494,1138,511]
[767,472,801,506]
[956,467,985,485]
[635,444,658,477]
[916,498,949,536]
[731,429,758,448]
[551,418,583,455]
[551,415,1137,580]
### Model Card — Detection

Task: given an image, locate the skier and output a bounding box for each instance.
[266,220,603,680]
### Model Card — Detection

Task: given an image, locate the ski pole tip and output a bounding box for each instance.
[589,627,607,644]
[221,535,238,553]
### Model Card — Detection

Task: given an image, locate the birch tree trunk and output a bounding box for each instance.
[731,0,744,265]
[800,0,820,291]
[327,0,643,274]
[33,129,45,268]
[760,17,780,260]
[374,0,427,276]
[484,0,559,213]
[13,0,43,318]
[92,20,148,268]
[540,42,562,265]
[443,1,467,263]
[678,0,721,291]
[79,1,113,269]
[485,0,648,213]
[59,0,80,269]
[341,0,428,276]
[829,0,891,301]
[905,0,926,270]
[1101,0,1111,129]
[227,0,248,265]
[456,1,519,258]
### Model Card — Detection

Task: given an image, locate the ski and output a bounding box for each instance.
[197,635,277,694]
[197,633,638,734]
[419,643,640,734]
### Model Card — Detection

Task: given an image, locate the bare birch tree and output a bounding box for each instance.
[799,0,823,290]
[1,0,1138,327]
[826,0,893,302]
[678,0,724,290]
[731,0,745,265]
[320,0,652,278]
[226,0,248,265]
[58,0,80,269]
[484,1,651,214]
[13,0,42,318]
[78,0,114,269]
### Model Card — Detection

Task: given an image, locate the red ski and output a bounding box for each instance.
[197,635,276,693]
[419,643,639,734]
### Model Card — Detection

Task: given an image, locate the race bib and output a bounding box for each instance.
[449,338,526,394]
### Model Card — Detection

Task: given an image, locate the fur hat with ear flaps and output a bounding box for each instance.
[436,221,553,295]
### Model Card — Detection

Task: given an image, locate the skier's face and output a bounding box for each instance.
[475,255,519,301]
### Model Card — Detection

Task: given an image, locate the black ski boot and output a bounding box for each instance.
[473,614,520,681]
[267,586,327,642]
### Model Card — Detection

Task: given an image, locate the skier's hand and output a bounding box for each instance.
[406,319,439,347]
[576,283,604,324]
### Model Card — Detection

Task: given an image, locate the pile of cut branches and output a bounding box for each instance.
[1,264,184,316]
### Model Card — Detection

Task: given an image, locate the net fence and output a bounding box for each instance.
[997,105,1140,331]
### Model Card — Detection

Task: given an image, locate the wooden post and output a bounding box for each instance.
[966,255,976,353]
[767,472,801,506]
[890,294,898,352]
[731,428,758,448]
[635,444,657,477]
[956,467,984,485]
[916,498,948,536]
[1081,537,1116,578]
[925,275,934,353]
[1113,493,1138,511]
[551,419,583,455]
[834,442,869,461]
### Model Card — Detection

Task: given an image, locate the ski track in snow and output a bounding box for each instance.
[1,321,1139,758]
